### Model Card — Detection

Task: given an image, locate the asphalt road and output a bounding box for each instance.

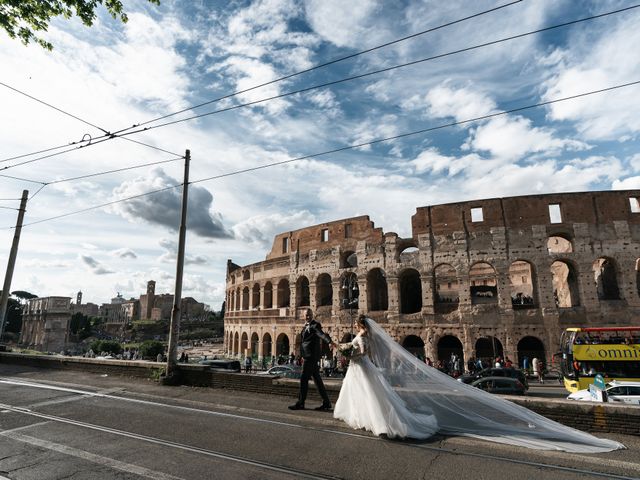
[0,364,639,480]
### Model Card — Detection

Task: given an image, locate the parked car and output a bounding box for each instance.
[567,380,640,405]
[471,377,526,395]
[258,365,302,378]
[458,367,529,389]
[199,359,241,372]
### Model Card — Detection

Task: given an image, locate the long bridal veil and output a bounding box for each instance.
[365,317,624,453]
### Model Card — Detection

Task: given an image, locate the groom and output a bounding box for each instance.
[289,308,334,411]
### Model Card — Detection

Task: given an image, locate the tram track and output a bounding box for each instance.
[0,376,638,480]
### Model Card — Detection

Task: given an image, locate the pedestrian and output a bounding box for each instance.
[538,360,545,384]
[532,357,540,380]
[244,355,252,373]
[289,309,336,411]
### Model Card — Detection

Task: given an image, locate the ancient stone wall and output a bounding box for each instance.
[224,190,640,370]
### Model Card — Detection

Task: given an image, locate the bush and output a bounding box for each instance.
[89,340,122,355]
[138,340,165,359]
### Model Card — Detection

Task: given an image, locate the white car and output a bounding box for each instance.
[567,380,640,405]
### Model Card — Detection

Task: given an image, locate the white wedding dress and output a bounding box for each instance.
[333,318,625,453]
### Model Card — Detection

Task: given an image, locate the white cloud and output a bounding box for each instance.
[304,0,380,48]
[232,210,318,248]
[112,248,137,259]
[157,238,209,266]
[423,84,496,122]
[80,254,114,275]
[612,176,640,190]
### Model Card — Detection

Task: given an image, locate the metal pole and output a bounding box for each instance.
[0,190,29,342]
[166,150,190,380]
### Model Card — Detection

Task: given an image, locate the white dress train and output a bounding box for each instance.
[333,319,625,453]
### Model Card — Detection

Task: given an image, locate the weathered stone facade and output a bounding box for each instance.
[20,296,72,352]
[224,190,640,368]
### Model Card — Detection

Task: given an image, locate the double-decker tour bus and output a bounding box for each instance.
[559,327,640,392]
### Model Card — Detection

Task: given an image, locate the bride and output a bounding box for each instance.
[333,315,624,453]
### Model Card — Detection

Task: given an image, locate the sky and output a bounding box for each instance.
[1,0,639,310]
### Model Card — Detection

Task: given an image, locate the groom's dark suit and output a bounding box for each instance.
[291,318,333,410]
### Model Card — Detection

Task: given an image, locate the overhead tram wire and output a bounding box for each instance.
[8,79,640,230]
[119,0,524,132]
[0,3,636,173]
[0,1,522,165]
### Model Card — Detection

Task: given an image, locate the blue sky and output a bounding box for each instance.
[1,0,639,309]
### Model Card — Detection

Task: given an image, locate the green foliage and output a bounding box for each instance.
[70,312,92,339]
[180,329,217,341]
[0,0,160,50]
[138,340,164,359]
[89,339,122,355]
[10,290,37,302]
[3,297,22,334]
[150,367,165,381]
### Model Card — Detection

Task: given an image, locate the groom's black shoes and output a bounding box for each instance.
[288,403,305,410]
[314,403,332,412]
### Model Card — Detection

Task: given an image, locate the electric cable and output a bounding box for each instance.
[0,1,522,164]
[8,79,639,230]
[1,4,635,172]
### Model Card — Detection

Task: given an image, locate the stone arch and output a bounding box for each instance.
[517,336,545,368]
[251,283,260,309]
[397,244,418,263]
[229,290,235,311]
[475,337,504,366]
[316,273,333,307]
[509,260,537,308]
[593,257,621,300]
[402,334,425,359]
[367,268,388,311]
[547,234,573,253]
[296,276,310,307]
[399,268,422,314]
[340,272,359,310]
[240,332,248,355]
[276,333,290,356]
[250,332,259,356]
[235,287,240,311]
[262,333,272,358]
[264,282,273,309]
[551,260,580,307]
[341,250,358,268]
[242,286,249,310]
[233,331,239,356]
[242,270,250,281]
[469,262,497,305]
[436,335,464,373]
[277,279,290,308]
[434,263,459,313]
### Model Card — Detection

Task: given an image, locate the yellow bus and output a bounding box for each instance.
[559,327,640,392]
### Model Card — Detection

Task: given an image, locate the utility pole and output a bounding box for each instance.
[165,150,190,382]
[0,190,29,344]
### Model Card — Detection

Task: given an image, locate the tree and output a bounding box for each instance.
[70,312,92,339]
[0,0,160,50]
[138,340,164,359]
[3,297,22,335]
[10,290,37,303]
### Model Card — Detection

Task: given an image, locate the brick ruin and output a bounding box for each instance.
[223,190,640,368]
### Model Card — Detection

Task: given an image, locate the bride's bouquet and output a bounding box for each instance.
[338,342,354,359]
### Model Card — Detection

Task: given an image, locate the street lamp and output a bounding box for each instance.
[341,274,359,337]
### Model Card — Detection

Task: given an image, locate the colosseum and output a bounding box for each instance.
[224,190,640,369]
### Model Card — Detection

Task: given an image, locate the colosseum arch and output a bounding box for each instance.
[437,335,464,371]
[277,279,290,308]
[340,271,359,310]
[469,262,497,305]
[240,332,248,355]
[397,244,418,263]
[341,250,357,268]
[367,268,388,311]
[250,332,259,356]
[547,234,573,254]
[251,283,260,309]
[475,337,503,366]
[399,268,421,314]
[262,333,272,358]
[228,291,235,312]
[402,334,425,359]
[434,263,459,313]
[509,260,537,308]
[276,333,290,356]
[242,270,250,281]
[233,332,239,356]
[517,336,545,368]
[551,260,580,307]
[593,257,621,300]
[316,273,333,307]
[242,286,249,310]
[296,276,310,307]
[264,282,273,309]
[235,287,240,311]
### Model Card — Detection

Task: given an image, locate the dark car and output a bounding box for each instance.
[199,359,241,372]
[458,367,529,389]
[471,377,526,395]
